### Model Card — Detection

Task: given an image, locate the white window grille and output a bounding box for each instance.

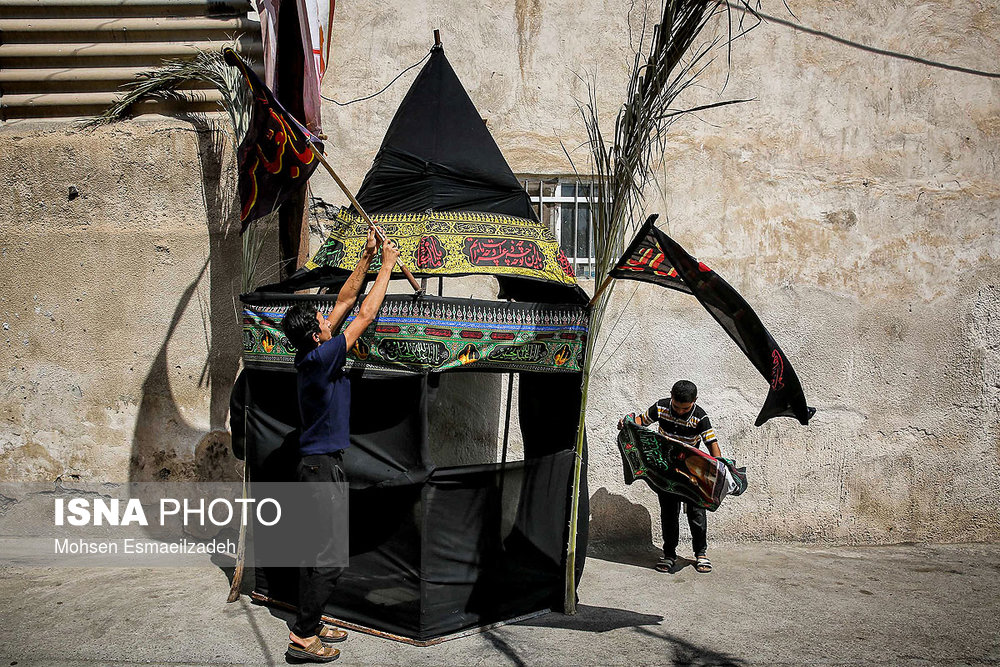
[521,177,597,279]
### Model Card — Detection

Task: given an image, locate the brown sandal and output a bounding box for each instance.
[286,635,340,662]
[318,624,348,643]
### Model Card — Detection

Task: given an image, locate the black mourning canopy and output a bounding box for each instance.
[234,43,590,642]
[267,45,587,305]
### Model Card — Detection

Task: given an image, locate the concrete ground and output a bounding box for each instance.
[1,543,998,666]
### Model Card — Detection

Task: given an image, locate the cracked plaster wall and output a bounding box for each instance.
[1,0,998,545]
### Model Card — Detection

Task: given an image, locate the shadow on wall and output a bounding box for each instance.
[587,486,661,567]
[128,120,243,486]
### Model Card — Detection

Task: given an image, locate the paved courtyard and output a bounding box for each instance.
[1,542,998,665]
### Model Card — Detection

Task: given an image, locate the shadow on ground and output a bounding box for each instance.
[588,542,665,569]
[494,605,745,666]
[633,625,747,666]
[587,487,665,568]
[515,603,662,633]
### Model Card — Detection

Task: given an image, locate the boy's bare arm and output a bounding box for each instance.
[327,228,378,331]
[341,238,400,351]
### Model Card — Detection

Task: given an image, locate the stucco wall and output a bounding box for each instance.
[1,1,997,547]
[0,119,252,484]
[580,2,1000,546]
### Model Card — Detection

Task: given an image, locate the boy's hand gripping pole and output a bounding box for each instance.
[309,146,423,294]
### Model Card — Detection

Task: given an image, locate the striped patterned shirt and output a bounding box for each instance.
[645,400,718,450]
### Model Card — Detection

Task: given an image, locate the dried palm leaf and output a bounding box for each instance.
[565,0,760,612]
[89,48,251,143]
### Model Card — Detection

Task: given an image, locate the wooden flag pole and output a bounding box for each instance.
[588,274,614,308]
[225,456,248,602]
[226,382,251,603]
[308,146,423,294]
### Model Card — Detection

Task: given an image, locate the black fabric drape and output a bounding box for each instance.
[354,47,535,222]
[518,371,589,590]
[237,369,433,489]
[230,367,587,640]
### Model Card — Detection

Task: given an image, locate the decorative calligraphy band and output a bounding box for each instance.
[242,294,589,375]
[305,209,579,286]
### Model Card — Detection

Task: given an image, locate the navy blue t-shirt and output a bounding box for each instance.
[295,333,351,455]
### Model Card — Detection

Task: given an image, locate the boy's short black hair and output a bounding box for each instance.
[671,380,698,403]
[282,304,320,353]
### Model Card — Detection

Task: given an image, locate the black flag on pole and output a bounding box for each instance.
[223,47,323,230]
[611,215,815,426]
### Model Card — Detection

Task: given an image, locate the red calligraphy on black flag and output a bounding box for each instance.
[223,48,323,230]
[609,217,690,294]
[611,215,814,427]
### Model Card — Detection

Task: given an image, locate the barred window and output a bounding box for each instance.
[520,177,597,279]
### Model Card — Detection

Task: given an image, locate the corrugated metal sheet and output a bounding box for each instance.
[0,0,261,120]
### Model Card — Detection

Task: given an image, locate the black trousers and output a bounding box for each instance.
[657,491,707,559]
[292,452,346,637]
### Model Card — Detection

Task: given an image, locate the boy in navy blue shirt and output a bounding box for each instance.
[280,228,398,662]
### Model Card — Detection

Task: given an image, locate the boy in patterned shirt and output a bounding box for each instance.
[621,379,720,574]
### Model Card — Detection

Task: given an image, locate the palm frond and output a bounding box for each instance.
[88,48,277,293]
[582,1,762,332]
[242,212,278,293]
[565,0,760,613]
[88,48,252,145]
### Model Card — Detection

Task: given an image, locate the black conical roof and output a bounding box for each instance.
[354,46,536,219]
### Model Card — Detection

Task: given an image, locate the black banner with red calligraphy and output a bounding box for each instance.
[611,215,814,427]
[463,237,546,271]
[223,48,323,230]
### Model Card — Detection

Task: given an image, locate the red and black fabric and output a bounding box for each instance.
[223,47,323,230]
[611,215,815,426]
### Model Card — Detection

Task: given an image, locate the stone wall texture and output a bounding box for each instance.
[1,1,997,546]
